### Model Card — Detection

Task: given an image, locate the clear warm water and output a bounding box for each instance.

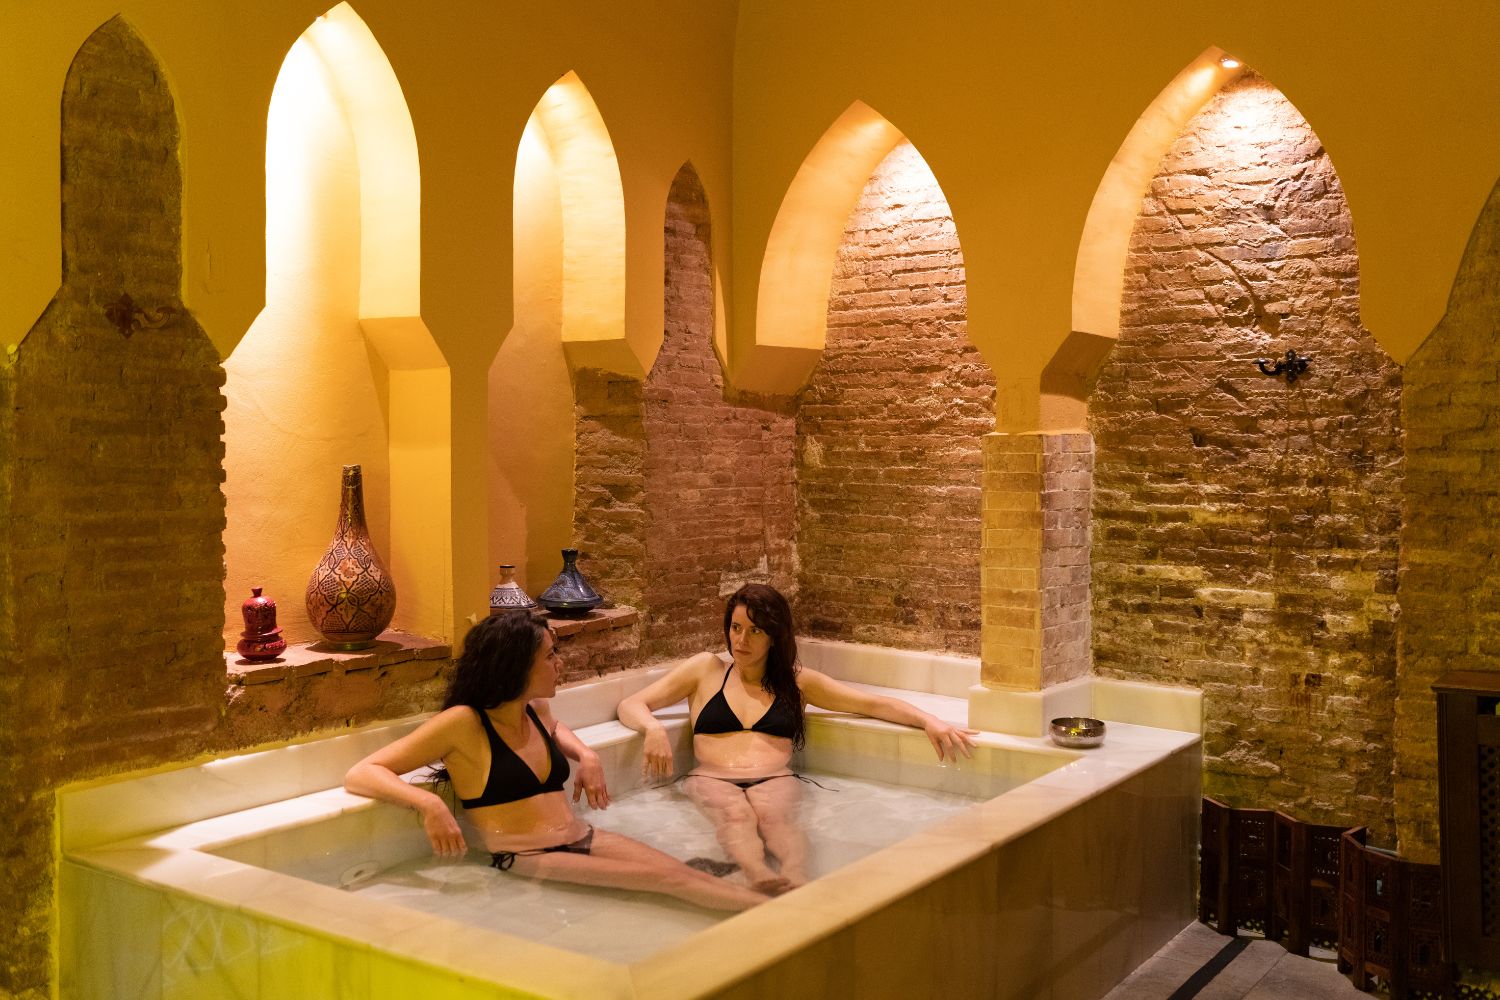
[326,772,980,963]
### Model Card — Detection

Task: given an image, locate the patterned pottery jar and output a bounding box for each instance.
[537,548,603,618]
[489,564,539,615]
[305,465,396,649]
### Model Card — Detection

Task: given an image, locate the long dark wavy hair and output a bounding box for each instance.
[428,612,549,791]
[723,583,805,749]
[444,611,549,710]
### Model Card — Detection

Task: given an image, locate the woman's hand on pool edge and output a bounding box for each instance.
[573,751,611,810]
[420,798,467,857]
[641,727,674,781]
[925,719,980,762]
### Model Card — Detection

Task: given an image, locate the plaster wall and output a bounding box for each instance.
[223,29,392,646]
[732,2,1500,423]
[489,115,573,594]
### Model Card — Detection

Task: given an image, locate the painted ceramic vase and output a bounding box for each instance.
[236,586,287,661]
[537,548,603,618]
[305,465,396,649]
[489,564,539,615]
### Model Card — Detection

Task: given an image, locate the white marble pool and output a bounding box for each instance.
[58,638,1202,1000]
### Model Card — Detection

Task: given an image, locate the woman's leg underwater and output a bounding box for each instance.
[745,776,809,887]
[505,829,767,911]
[681,775,790,895]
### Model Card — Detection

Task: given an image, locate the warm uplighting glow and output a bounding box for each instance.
[1071,48,1247,348]
[757,102,904,352]
[1219,55,1241,69]
[533,72,626,353]
[225,2,450,646]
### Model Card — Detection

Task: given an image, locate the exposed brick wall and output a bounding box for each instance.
[1090,74,1403,841]
[979,432,1093,687]
[1398,177,1500,862]
[796,141,989,653]
[641,164,796,661]
[0,20,227,994]
[1042,434,1093,684]
[222,633,453,748]
[573,368,647,611]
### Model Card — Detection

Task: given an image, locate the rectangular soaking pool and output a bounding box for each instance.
[58,639,1202,999]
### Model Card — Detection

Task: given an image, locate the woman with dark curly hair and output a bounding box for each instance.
[345,612,767,911]
[617,583,977,894]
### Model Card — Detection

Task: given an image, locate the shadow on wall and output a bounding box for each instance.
[1397,173,1500,863]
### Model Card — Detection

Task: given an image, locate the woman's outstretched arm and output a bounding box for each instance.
[617,653,713,779]
[798,669,979,762]
[344,707,471,856]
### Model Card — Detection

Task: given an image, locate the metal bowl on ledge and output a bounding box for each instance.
[1049,716,1106,749]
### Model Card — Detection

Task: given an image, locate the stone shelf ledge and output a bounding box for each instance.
[225,630,451,686]
[541,605,639,638]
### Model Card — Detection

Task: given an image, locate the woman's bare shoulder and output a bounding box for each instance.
[683,650,726,674]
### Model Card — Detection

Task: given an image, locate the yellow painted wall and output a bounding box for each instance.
[223,28,392,646]
[731,1,1500,428]
[489,115,573,594]
[1,1,737,645]
[4,0,1497,643]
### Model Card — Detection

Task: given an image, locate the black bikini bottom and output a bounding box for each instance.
[691,773,832,791]
[490,826,594,871]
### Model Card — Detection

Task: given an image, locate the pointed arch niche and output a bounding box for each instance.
[222,2,450,647]
[786,118,990,654]
[1086,59,1402,839]
[1043,48,1245,427]
[733,101,904,395]
[488,73,626,592]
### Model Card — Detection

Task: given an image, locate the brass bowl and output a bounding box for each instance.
[1049,716,1106,749]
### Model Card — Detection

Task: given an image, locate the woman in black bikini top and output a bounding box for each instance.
[618,583,979,896]
[345,612,767,911]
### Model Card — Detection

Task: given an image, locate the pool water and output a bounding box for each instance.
[323,771,981,963]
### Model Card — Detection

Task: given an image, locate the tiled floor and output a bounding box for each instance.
[1104,921,1374,1000]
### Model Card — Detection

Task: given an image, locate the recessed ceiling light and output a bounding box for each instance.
[1219,55,1241,69]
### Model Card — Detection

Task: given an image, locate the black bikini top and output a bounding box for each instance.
[692,665,799,739]
[458,704,569,809]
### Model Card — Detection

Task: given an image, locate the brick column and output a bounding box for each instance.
[979,432,1093,692]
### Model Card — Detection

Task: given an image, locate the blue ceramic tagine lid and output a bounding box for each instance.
[538,548,603,618]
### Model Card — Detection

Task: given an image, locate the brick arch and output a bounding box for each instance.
[1089,72,1402,841]
[637,162,797,659]
[0,15,227,987]
[795,140,990,653]
[1398,172,1500,860]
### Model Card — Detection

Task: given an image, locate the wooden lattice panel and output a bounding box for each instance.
[1481,743,1500,938]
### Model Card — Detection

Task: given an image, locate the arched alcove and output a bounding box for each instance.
[0,19,229,989]
[794,139,990,653]
[1043,48,1247,429]
[222,2,449,646]
[488,72,626,595]
[539,72,631,376]
[637,162,797,660]
[1088,70,1402,840]
[734,101,905,395]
